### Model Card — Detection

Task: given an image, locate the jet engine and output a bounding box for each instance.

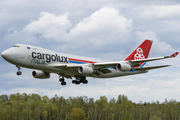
[32,70,50,79]
[116,64,132,71]
[78,66,94,74]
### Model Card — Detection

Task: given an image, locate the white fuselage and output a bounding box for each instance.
[1,44,148,79]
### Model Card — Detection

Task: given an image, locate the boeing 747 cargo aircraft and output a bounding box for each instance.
[1,40,178,85]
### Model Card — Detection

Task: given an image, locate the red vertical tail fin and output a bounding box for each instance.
[124,39,153,61]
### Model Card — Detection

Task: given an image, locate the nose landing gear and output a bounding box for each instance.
[16,65,22,75]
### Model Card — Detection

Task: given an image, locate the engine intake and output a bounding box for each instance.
[78,66,93,74]
[32,70,50,79]
[116,64,132,71]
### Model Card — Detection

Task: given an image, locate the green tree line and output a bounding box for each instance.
[0,93,179,120]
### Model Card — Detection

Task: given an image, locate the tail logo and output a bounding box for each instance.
[134,47,145,60]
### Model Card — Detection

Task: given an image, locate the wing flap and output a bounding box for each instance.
[47,64,84,71]
[47,64,86,68]
[134,65,170,70]
[97,68,112,74]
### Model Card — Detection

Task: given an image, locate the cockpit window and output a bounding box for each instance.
[13,45,20,47]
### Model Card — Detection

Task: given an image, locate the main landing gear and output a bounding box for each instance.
[59,76,88,86]
[16,65,22,75]
[59,77,67,86]
[72,76,88,85]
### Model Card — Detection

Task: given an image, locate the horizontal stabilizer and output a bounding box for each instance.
[171,52,179,57]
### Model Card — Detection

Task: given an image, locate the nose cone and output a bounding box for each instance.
[1,48,17,62]
[1,50,9,59]
[1,50,7,58]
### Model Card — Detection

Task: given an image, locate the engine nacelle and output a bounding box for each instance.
[32,70,50,79]
[116,64,132,71]
[78,66,94,74]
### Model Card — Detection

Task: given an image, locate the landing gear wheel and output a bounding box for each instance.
[16,71,22,75]
[83,80,88,84]
[61,82,66,85]
[72,80,76,84]
[59,76,66,86]
[75,80,80,85]
[59,78,64,82]
[59,77,65,82]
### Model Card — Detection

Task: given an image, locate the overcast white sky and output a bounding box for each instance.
[1,0,180,103]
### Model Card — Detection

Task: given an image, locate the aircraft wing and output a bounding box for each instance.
[129,52,179,66]
[47,63,112,76]
[93,52,179,67]
[48,52,178,73]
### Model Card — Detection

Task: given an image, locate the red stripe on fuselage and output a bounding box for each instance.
[68,58,97,63]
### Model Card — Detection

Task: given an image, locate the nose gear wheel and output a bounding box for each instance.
[16,65,22,76]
